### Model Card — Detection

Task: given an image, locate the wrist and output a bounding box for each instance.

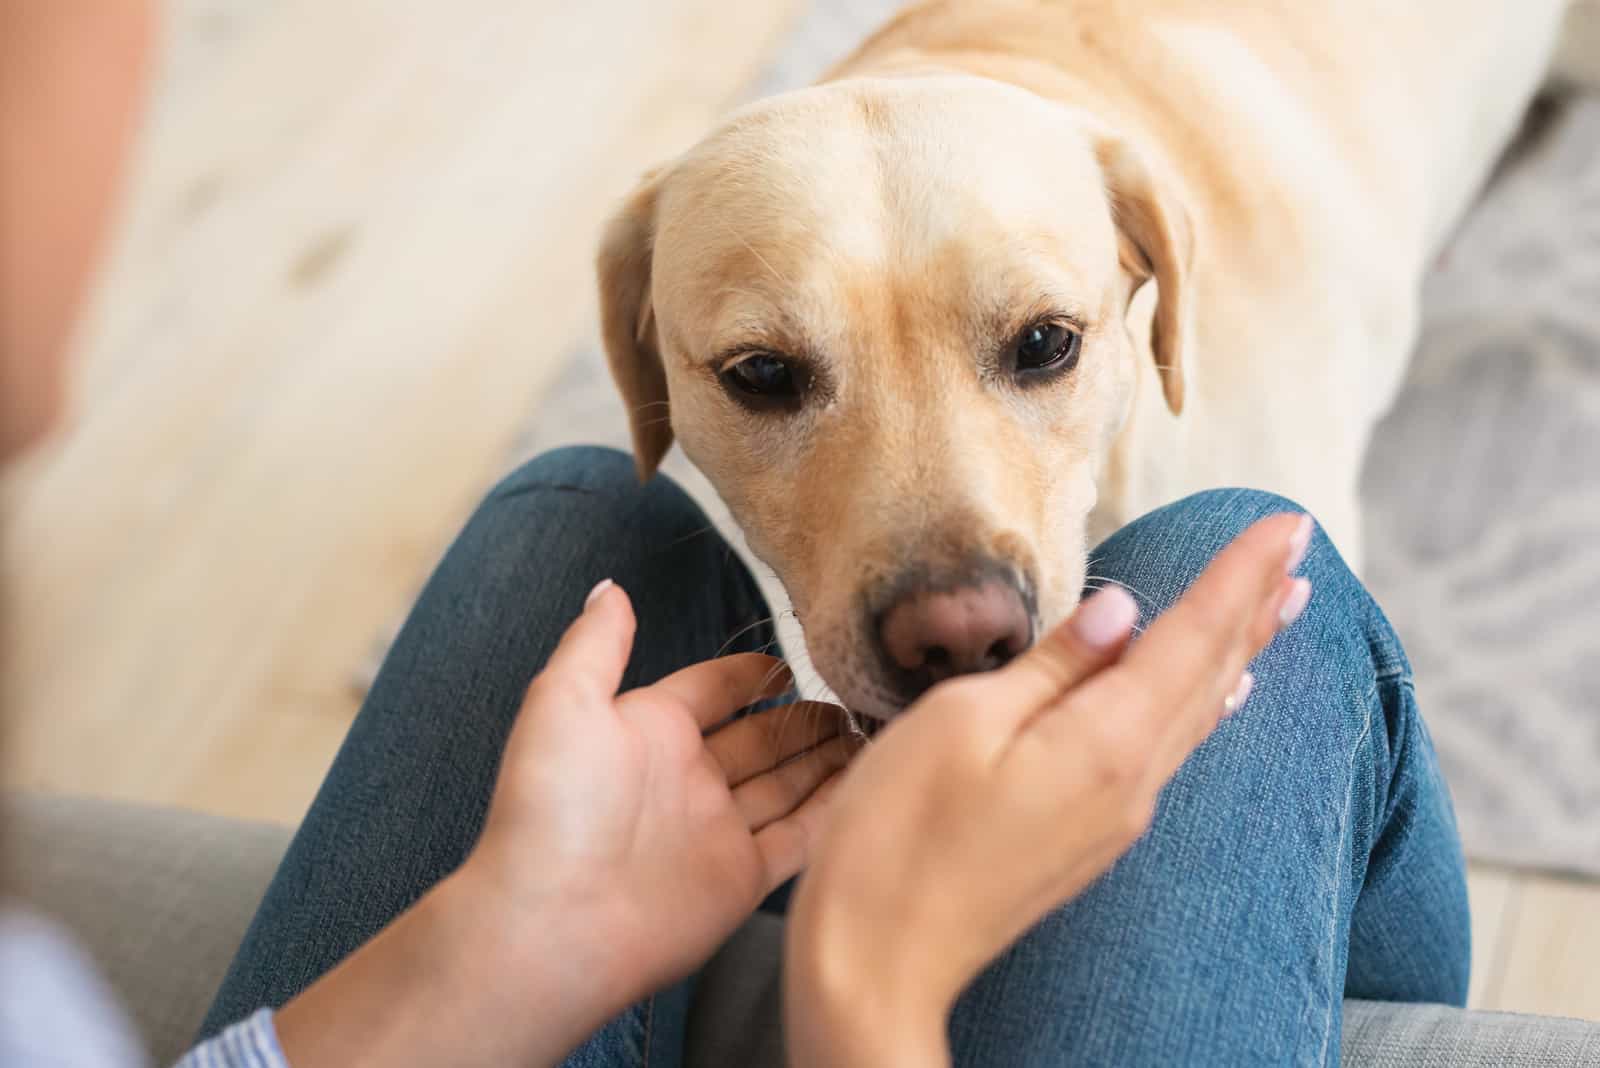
[784,873,953,1068]
[441,856,639,1022]
[275,864,633,1068]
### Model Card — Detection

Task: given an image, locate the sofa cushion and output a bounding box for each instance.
[1342,998,1600,1066]
[6,792,291,1065]
[10,792,1600,1067]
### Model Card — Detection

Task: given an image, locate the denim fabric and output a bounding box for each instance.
[200,447,775,1066]
[945,488,1469,1067]
[200,448,1468,1067]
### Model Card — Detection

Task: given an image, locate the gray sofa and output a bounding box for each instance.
[10,793,1600,1066]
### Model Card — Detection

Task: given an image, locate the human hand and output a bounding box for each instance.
[784,513,1314,1067]
[467,580,857,1000]
[279,583,855,1068]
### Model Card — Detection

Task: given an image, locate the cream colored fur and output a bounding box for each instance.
[597,0,1585,718]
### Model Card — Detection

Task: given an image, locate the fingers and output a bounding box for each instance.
[1119,513,1308,712]
[708,701,852,787]
[1025,512,1311,780]
[1137,571,1298,780]
[753,773,845,894]
[983,586,1141,716]
[733,734,858,832]
[647,652,795,730]
[537,579,637,701]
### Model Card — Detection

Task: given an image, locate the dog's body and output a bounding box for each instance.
[599,1,1589,719]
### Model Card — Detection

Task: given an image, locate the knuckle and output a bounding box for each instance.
[1092,761,1130,790]
[1109,737,1148,784]
[1178,585,1232,636]
[1249,607,1284,652]
[1087,722,1147,787]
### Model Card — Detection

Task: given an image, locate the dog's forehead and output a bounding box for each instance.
[653,78,1114,316]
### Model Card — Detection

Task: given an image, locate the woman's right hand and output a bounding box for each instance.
[784,512,1314,1068]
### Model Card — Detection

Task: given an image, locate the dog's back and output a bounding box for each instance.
[828,0,1573,556]
[837,0,1566,262]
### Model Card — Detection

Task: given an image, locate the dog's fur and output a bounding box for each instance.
[598,0,1591,719]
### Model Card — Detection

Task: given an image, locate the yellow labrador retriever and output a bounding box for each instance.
[597,0,1594,720]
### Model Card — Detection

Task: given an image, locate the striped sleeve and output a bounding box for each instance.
[172,1009,288,1068]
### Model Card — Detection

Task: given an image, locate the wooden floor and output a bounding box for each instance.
[3,0,1596,1027]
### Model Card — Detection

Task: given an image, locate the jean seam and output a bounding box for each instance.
[489,480,605,504]
[1316,684,1377,1067]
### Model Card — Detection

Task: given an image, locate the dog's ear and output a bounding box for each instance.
[1097,138,1192,416]
[597,168,671,480]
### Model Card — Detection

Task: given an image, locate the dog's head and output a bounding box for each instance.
[598,76,1190,719]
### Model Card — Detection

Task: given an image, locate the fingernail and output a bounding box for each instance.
[585,578,614,609]
[1286,515,1313,574]
[1224,671,1254,716]
[1070,587,1140,649]
[1278,578,1311,628]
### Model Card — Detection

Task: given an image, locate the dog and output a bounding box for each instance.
[596,0,1595,721]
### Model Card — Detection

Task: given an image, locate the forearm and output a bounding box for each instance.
[274,867,628,1068]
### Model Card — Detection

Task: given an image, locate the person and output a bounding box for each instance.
[1,3,1469,1066]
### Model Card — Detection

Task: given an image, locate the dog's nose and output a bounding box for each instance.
[877,579,1032,696]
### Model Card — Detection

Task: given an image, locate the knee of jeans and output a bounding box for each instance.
[1097,487,1361,613]
[489,445,640,501]
[485,446,720,560]
[1118,487,1408,679]
[1165,487,1310,534]
[1094,487,1309,594]
[487,446,711,541]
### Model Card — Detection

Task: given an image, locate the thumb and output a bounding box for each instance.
[539,578,637,700]
[990,585,1139,711]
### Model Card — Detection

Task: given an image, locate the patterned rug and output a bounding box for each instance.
[375,3,1600,877]
[1362,95,1600,877]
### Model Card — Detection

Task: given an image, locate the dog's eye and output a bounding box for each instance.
[721,353,806,407]
[1011,321,1082,376]
[727,354,795,394]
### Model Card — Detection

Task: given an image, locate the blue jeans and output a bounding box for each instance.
[200,447,1469,1066]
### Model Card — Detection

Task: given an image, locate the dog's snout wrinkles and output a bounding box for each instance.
[878,580,1031,697]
